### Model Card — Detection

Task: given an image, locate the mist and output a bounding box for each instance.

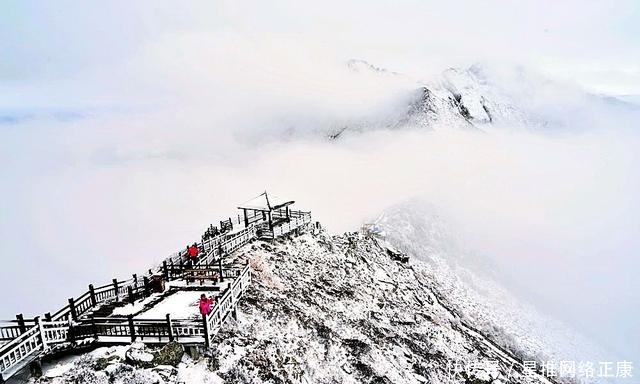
[2,106,639,360]
[1,0,639,367]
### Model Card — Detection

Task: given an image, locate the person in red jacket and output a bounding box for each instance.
[188,243,199,263]
[199,294,214,315]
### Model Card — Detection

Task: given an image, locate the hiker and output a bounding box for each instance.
[199,294,214,315]
[188,243,199,263]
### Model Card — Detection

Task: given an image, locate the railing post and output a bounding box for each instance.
[218,257,224,283]
[44,312,52,322]
[128,286,135,305]
[68,298,77,321]
[35,316,47,350]
[89,284,97,306]
[143,276,150,297]
[128,315,136,342]
[133,273,138,286]
[91,315,98,339]
[163,261,168,280]
[67,318,75,344]
[166,314,174,342]
[202,313,210,349]
[16,313,26,334]
[112,279,119,302]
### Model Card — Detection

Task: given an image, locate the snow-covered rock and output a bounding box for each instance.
[33,226,569,384]
[205,232,553,383]
[125,343,155,368]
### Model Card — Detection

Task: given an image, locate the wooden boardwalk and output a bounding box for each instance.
[0,194,312,382]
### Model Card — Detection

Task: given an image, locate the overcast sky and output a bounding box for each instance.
[1,0,639,111]
[1,0,639,365]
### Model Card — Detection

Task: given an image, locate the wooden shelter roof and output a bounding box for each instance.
[238,192,294,212]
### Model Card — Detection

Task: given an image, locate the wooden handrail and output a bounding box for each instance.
[2,201,307,382]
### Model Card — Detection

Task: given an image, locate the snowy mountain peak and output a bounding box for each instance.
[324,62,551,139]
[346,59,400,76]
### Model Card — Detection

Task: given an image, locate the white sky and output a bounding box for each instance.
[1,0,639,110]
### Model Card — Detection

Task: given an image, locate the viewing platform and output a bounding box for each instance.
[0,192,312,383]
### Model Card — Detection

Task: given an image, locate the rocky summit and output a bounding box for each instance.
[210,230,552,384]
[31,228,555,384]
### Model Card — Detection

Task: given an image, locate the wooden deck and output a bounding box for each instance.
[0,197,311,382]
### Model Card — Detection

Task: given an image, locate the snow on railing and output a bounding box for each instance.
[1,200,308,381]
[203,262,251,347]
[0,264,251,356]
[197,225,257,266]
[0,323,42,379]
[0,319,35,342]
[49,278,133,322]
[40,320,70,344]
[0,325,23,342]
[273,211,312,237]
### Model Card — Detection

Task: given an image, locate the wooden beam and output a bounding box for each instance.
[128,315,136,342]
[89,284,96,306]
[202,313,210,349]
[112,279,120,302]
[68,298,77,321]
[166,314,174,342]
[16,314,26,334]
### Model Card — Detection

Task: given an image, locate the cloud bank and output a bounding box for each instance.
[1,0,639,364]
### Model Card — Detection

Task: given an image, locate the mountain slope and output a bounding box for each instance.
[217,230,553,383]
[33,229,557,384]
[373,201,611,367]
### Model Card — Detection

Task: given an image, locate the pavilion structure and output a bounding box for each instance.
[237,192,310,239]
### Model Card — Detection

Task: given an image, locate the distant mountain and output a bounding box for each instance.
[325,61,638,139]
[346,59,401,76]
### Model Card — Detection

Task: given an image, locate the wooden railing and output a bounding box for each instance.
[40,320,70,345]
[1,202,309,382]
[204,263,251,347]
[0,319,34,342]
[244,210,265,226]
[0,325,24,342]
[197,225,257,266]
[273,211,312,237]
[0,263,253,381]
[50,278,136,322]
[0,323,43,379]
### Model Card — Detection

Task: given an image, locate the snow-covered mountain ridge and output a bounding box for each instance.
[324,61,638,139]
[373,202,611,367]
[33,228,559,384]
[398,65,546,130]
